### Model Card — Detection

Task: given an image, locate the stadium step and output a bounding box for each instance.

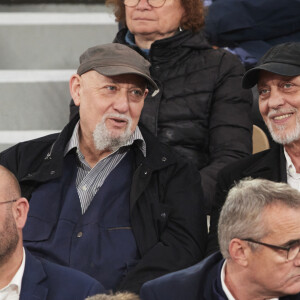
[0,3,117,151]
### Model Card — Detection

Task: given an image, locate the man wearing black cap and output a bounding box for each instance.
[207,42,300,254]
[0,43,207,293]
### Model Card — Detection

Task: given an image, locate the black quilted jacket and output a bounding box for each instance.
[114,29,253,212]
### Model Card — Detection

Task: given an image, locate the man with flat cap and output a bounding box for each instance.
[207,42,300,254]
[0,43,207,293]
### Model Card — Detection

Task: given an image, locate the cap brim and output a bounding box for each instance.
[93,65,158,91]
[242,62,300,89]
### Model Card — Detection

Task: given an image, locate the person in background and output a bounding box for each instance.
[204,0,300,146]
[140,178,300,300]
[205,0,300,70]
[70,0,253,213]
[0,165,105,300]
[207,42,300,254]
[0,43,207,293]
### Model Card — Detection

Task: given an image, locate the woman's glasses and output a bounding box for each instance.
[124,0,166,8]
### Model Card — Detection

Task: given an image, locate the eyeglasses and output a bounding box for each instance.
[242,238,300,261]
[0,199,17,205]
[124,0,166,8]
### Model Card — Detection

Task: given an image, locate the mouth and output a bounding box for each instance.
[107,117,128,128]
[269,111,295,124]
[133,17,153,21]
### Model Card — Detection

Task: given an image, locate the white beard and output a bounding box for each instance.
[266,109,300,145]
[93,113,133,152]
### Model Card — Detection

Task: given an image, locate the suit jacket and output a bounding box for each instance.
[20,249,105,300]
[207,143,286,254]
[140,251,300,300]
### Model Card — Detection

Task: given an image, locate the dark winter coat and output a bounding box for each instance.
[0,115,207,293]
[114,29,253,212]
[207,143,286,255]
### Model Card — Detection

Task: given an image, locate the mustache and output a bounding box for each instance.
[267,108,297,118]
[102,113,132,123]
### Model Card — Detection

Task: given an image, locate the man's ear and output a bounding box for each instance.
[69,74,82,107]
[13,198,29,230]
[228,238,250,267]
[144,88,149,98]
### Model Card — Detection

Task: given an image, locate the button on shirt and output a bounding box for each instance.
[221,260,278,300]
[0,248,26,300]
[64,122,146,214]
[285,148,300,192]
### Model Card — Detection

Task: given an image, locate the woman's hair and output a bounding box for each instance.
[105,0,205,32]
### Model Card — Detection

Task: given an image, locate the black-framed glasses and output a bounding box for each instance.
[242,238,300,261]
[0,199,17,205]
[124,0,166,8]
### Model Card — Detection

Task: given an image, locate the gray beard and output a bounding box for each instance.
[266,110,300,145]
[93,113,133,152]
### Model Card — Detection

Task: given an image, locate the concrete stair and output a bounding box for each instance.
[0,4,118,151]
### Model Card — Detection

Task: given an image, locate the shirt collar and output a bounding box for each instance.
[284,148,300,178]
[64,121,146,158]
[221,260,278,300]
[0,248,26,296]
[220,260,235,300]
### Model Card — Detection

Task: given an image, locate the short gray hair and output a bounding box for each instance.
[218,178,300,259]
[86,292,140,300]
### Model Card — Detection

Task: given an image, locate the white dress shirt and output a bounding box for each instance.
[221,260,278,300]
[285,148,300,192]
[0,248,26,300]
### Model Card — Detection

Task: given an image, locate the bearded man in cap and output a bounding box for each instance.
[207,42,300,254]
[0,43,207,293]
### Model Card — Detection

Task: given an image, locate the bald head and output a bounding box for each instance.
[0,166,21,202]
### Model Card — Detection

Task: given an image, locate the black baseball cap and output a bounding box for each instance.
[242,42,300,89]
[77,43,158,91]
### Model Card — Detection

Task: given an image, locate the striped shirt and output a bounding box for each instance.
[64,122,146,214]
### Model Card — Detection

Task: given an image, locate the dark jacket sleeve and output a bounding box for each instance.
[119,161,208,293]
[200,50,253,213]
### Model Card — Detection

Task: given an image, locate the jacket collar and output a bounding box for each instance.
[27,116,176,184]
[20,114,80,183]
[115,28,211,51]
[137,125,176,170]
[240,143,286,182]
[114,28,212,66]
[20,249,48,300]
[44,113,80,161]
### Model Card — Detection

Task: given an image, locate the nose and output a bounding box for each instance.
[267,89,285,110]
[135,0,152,9]
[112,90,130,114]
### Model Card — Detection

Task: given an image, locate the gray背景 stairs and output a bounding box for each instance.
[0,3,118,151]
